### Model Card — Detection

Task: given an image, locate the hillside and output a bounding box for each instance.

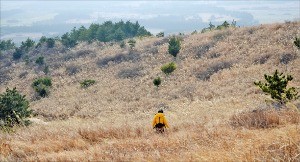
[0,21,300,161]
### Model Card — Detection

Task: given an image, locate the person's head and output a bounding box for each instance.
[158,109,163,113]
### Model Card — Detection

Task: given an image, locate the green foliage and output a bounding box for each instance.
[61,21,151,46]
[80,79,96,88]
[120,41,126,48]
[202,21,235,33]
[191,30,197,35]
[61,32,78,48]
[24,55,30,65]
[20,38,35,51]
[0,39,15,51]
[254,70,299,104]
[32,77,52,98]
[294,37,300,49]
[231,20,237,27]
[13,48,24,60]
[128,39,136,49]
[156,32,164,37]
[0,87,32,128]
[209,22,215,30]
[35,56,44,65]
[168,36,181,57]
[37,36,55,48]
[43,66,49,75]
[161,62,177,75]
[46,38,55,48]
[153,77,162,87]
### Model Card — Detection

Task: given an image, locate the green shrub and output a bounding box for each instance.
[120,41,126,48]
[43,66,49,75]
[156,32,164,37]
[254,70,299,104]
[128,39,136,49]
[294,37,300,49]
[32,77,52,97]
[217,21,230,30]
[191,30,197,35]
[13,48,24,60]
[168,36,181,57]
[161,62,177,75]
[46,38,55,48]
[0,87,32,128]
[153,77,162,87]
[0,39,15,51]
[20,38,35,51]
[61,33,77,48]
[35,56,44,65]
[80,79,96,88]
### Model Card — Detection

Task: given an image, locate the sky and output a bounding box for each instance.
[0,1,299,43]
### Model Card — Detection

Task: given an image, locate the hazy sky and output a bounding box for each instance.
[0,1,299,42]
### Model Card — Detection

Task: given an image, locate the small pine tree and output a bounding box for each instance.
[156,32,164,37]
[231,19,237,27]
[80,79,96,88]
[43,65,49,75]
[35,56,44,65]
[294,37,300,49]
[208,22,215,30]
[20,38,35,51]
[0,39,15,51]
[32,77,52,98]
[13,48,23,60]
[153,77,162,87]
[222,21,230,28]
[46,38,55,48]
[128,39,136,49]
[161,62,177,75]
[168,36,181,57]
[254,70,299,104]
[0,87,32,127]
[120,41,126,48]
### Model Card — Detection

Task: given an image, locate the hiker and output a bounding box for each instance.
[152,109,169,133]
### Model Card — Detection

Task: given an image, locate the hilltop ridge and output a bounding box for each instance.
[0,21,299,161]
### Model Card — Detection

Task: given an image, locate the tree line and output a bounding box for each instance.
[0,20,152,51]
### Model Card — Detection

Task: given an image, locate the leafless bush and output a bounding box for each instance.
[280,53,297,65]
[66,64,81,75]
[63,53,76,62]
[144,46,158,54]
[213,31,231,41]
[97,52,140,68]
[0,69,11,84]
[208,53,221,59]
[230,108,300,129]
[248,28,256,34]
[257,139,300,161]
[75,49,94,58]
[196,42,215,58]
[117,67,145,79]
[0,58,12,69]
[153,37,169,46]
[19,71,28,78]
[254,54,271,64]
[180,85,196,101]
[49,62,63,70]
[197,61,232,80]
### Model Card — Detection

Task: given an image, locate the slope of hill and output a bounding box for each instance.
[0,21,300,161]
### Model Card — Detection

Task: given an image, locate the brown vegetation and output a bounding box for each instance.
[0,21,300,161]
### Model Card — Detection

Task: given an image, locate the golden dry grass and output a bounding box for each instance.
[0,21,300,161]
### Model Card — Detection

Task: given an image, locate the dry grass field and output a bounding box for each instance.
[1,21,300,161]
